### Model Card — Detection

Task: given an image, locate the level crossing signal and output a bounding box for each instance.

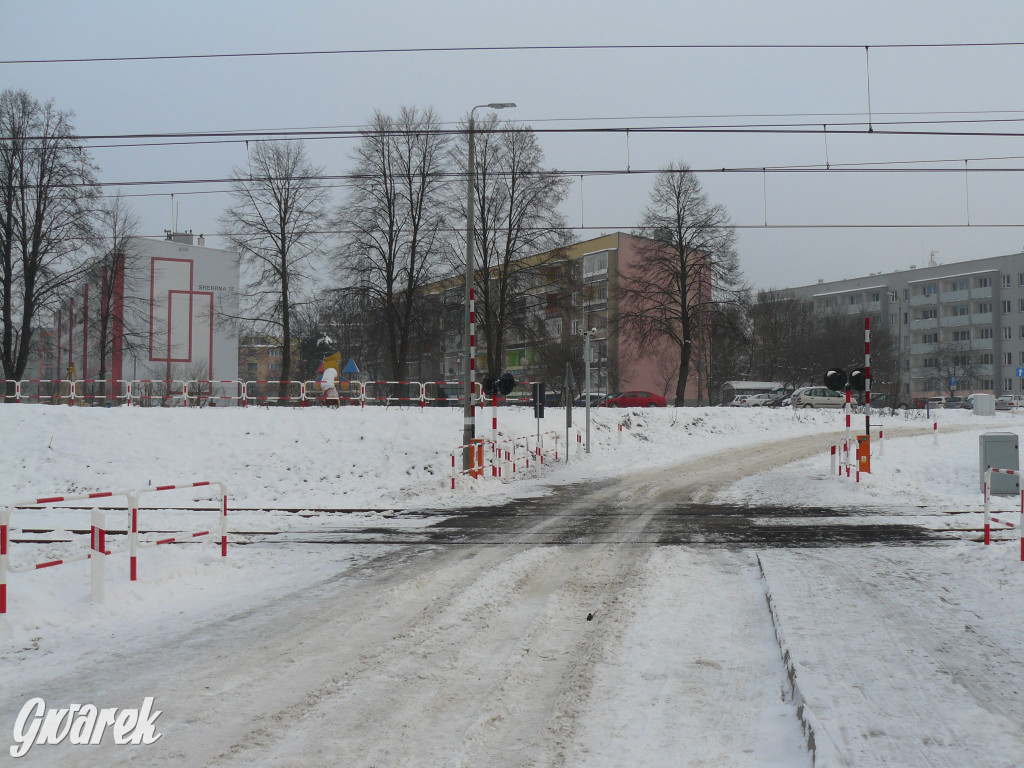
[482,372,517,397]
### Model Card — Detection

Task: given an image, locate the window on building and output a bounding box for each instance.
[1006,378,1014,391]
[582,251,609,278]
[922,284,937,296]
[1005,327,1014,339]
[952,305,969,317]
[869,292,880,302]
[981,353,994,365]
[951,279,969,291]
[1005,352,1013,365]
[954,330,972,342]
[922,332,938,344]
[848,295,861,305]
[978,276,992,288]
[922,308,938,320]
[824,297,837,308]
[977,302,992,314]
[1019,298,1024,312]
[1004,275,1014,288]
[1004,300,1013,313]
[979,327,993,339]
[981,379,994,390]
[923,357,936,368]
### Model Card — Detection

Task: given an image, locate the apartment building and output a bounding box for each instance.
[423,232,709,404]
[785,250,1024,399]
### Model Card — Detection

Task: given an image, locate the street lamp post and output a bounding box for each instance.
[463,102,515,471]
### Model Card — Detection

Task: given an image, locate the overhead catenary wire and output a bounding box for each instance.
[4,40,1024,65]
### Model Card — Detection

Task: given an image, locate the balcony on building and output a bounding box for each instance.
[909,293,939,307]
[940,289,970,304]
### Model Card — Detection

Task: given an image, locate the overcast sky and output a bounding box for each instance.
[4,0,1024,290]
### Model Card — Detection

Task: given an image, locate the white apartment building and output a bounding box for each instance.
[785,251,1024,400]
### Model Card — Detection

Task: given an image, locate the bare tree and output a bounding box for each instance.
[748,289,818,389]
[85,192,149,401]
[449,114,573,376]
[707,301,751,404]
[220,140,329,400]
[619,162,745,405]
[0,89,98,395]
[921,340,978,397]
[335,107,450,380]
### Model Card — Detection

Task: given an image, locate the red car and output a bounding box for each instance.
[599,391,667,408]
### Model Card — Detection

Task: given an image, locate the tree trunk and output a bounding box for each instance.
[675,342,691,406]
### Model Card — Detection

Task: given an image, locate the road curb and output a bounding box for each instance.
[756,553,836,767]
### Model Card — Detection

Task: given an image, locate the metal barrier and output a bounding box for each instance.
[301,379,362,406]
[243,379,304,406]
[1,480,227,616]
[15,379,72,404]
[129,481,228,580]
[423,380,465,407]
[982,468,1024,558]
[185,379,244,407]
[73,379,129,405]
[362,380,425,407]
[0,379,19,401]
[129,379,187,407]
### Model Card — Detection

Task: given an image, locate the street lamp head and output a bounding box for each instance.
[487,102,516,109]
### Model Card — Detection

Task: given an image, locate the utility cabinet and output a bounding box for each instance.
[979,432,1020,495]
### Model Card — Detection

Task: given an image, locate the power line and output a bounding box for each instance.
[4,41,1024,66]
[48,163,1024,196]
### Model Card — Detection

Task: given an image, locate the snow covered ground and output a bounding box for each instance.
[1,403,1023,766]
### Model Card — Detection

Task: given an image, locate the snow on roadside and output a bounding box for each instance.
[1,404,1021,657]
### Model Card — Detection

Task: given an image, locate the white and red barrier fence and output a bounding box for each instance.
[982,468,1024,559]
[2,378,536,409]
[447,430,564,490]
[1,480,227,617]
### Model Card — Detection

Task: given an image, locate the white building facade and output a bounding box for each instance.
[32,232,239,399]
[785,251,1024,400]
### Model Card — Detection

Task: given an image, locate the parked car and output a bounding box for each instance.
[765,391,794,407]
[740,393,773,407]
[790,386,845,409]
[995,394,1024,410]
[944,396,970,409]
[573,393,605,407]
[727,395,751,407]
[600,391,667,408]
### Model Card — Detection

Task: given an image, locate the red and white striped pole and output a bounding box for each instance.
[864,317,871,451]
[90,510,106,603]
[845,387,852,476]
[0,507,8,614]
[221,490,228,557]
[130,493,139,580]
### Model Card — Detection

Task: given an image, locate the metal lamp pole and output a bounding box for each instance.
[464,102,516,471]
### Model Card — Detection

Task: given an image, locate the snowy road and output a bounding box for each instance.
[3,425,1023,766]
